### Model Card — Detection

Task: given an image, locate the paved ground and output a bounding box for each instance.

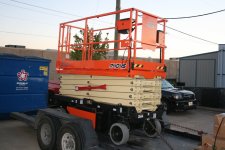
[0,107,223,150]
[167,107,223,135]
[0,120,39,150]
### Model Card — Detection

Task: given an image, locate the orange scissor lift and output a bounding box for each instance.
[56,8,167,145]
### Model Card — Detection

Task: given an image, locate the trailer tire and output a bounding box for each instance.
[37,116,59,150]
[143,119,161,138]
[57,123,84,150]
[109,123,129,145]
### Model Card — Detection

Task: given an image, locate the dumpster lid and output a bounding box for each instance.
[0,54,50,62]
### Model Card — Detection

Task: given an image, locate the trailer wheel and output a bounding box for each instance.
[57,123,84,150]
[37,116,58,150]
[143,119,161,138]
[109,123,129,145]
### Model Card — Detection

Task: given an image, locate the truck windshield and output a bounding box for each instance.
[162,79,174,89]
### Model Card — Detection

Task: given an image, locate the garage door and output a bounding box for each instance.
[196,60,215,87]
[180,60,196,87]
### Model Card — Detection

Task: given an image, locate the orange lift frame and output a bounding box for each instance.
[56,8,167,79]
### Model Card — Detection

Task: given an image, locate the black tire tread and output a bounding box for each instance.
[109,123,129,145]
[37,115,57,150]
[143,119,162,138]
[57,123,83,150]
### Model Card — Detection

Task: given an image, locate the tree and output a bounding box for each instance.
[70,29,109,60]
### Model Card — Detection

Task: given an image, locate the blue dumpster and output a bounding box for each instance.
[0,54,50,118]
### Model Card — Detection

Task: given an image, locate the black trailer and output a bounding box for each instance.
[11,107,200,150]
[12,92,165,150]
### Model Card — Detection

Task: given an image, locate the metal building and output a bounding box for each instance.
[179,44,225,88]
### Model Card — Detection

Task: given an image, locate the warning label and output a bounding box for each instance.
[39,66,48,71]
[39,66,48,76]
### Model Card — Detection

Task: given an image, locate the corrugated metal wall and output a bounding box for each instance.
[217,44,225,88]
[179,52,218,88]
[180,60,196,87]
[196,60,215,87]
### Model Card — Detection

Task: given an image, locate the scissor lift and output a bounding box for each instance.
[53,8,167,147]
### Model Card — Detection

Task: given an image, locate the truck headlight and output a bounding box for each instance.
[173,94,182,100]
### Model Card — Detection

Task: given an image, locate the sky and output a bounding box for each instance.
[0,0,225,59]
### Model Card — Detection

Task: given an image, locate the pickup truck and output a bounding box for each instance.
[161,79,197,113]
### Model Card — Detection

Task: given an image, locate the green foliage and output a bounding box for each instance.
[70,29,109,60]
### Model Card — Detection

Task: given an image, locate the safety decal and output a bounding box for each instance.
[133,64,144,68]
[156,66,164,70]
[39,66,48,76]
[39,66,48,71]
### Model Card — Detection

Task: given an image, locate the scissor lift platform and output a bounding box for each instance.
[56,8,167,79]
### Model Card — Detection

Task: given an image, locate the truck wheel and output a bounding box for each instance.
[162,101,171,114]
[109,123,129,145]
[57,123,84,150]
[143,119,161,138]
[37,116,58,150]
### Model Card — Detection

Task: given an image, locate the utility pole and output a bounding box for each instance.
[113,0,120,59]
